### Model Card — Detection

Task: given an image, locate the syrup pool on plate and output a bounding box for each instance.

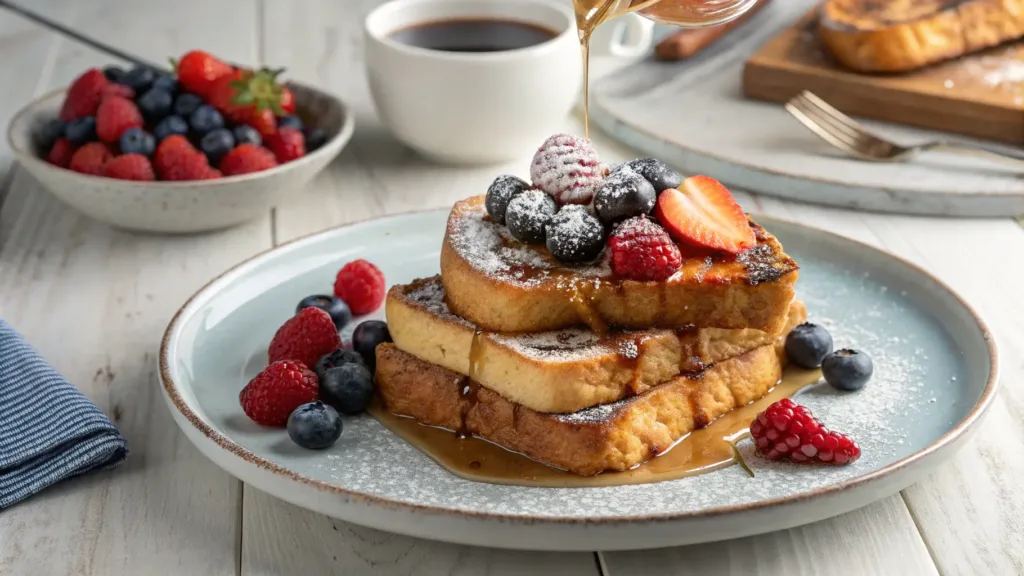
[370,366,823,488]
[572,0,761,136]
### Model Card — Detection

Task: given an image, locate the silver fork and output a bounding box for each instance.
[785,90,1024,165]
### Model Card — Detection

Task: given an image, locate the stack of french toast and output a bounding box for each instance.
[374,134,803,476]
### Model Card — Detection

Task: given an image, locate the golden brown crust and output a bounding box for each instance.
[375,343,784,475]
[819,0,1024,73]
[440,196,799,333]
[387,275,806,413]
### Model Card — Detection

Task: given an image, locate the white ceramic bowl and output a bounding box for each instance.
[7,84,354,233]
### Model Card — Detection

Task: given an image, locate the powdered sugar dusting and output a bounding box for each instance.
[554,398,629,424]
[448,204,611,286]
[529,133,604,205]
[403,278,471,327]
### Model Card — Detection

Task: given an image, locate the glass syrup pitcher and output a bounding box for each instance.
[574,0,760,136]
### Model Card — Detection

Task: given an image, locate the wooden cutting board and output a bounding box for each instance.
[743,10,1024,145]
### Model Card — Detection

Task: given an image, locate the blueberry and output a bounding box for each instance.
[615,158,683,192]
[119,128,156,156]
[545,205,606,263]
[151,73,179,94]
[594,169,656,224]
[37,119,66,150]
[287,401,343,449]
[122,66,157,93]
[103,65,128,84]
[173,93,204,117]
[199,128,235,164]
[785,323,834,369]
[296,294,353,329]
[505,190,557,244]
[278,115,303,131]
[314,348,366,382]
[303,127,327,151]
[485,175,530,225]
[136,88,174,120]
[352,320,392,368]
[189,105,224,134]
[320,364,374,415]
[822,349,873,391]
[153,115,189,141]
[233,125,262,147]
[65,116,97,145]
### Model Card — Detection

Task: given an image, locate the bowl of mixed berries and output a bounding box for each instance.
[7,50,354,233]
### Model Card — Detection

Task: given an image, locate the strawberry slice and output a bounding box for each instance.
[654,175,756,254]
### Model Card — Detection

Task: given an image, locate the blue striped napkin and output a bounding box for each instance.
[0,319,128,509]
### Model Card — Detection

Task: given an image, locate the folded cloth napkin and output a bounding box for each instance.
[0,319,128,509]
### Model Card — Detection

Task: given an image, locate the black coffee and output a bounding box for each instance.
[390,18,557,52]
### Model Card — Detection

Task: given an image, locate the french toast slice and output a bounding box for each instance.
[440,196,799,334]
[375,342,786,476]
[819,0,1024,73]
[387,275,806,413]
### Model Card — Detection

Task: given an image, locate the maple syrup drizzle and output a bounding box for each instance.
[566,279,609,335]
[369,366,823,487]
[572,0,755,138]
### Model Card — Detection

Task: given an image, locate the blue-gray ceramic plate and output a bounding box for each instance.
[159,210,997,551]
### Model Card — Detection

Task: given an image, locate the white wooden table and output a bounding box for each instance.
[0,1,1021,574]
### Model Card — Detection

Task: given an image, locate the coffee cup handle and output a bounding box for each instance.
[589,13,655,59]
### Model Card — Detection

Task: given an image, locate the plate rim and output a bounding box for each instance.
[158,208,1000,526]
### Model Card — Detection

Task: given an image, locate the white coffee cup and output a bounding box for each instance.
[364,0,652,165]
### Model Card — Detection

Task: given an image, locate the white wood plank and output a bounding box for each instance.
[243,487,599,576]
[0,1,268,574]
[0,1,61,179]
[601,496,937,576]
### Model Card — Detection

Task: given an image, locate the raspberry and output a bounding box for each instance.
[219,144,277,176]
[608,216,682,281]
[750,398,861,465]
[154,135,217,181]
[239,360,319,427]
[59,68,109,121]
[529,133,604,206]
[47,138,76,168]
[265,128,306,163]
[333,259,386,315]
[68,142,113,175]
[268,307,342,368]
[95,96,143,143]
[102,154,155,181]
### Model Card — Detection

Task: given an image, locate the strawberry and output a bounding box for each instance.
[279,86,296,115]
[208,68,286,135]
[219,144,277,176]
[239,360,319,427]
[102,154,155,181]
[100,83,135,101]
[47,138,76,168]
[654,175,756,255]
[95,97,143,144]
[59,68,109,121]
[68,142,113,175]
[265,128,305,163]
[175,50,235,98]
[268,307,342,368]
[750,399,861,465]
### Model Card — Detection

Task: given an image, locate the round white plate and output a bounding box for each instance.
[159,209,997,551]
[590,0,1024,217]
